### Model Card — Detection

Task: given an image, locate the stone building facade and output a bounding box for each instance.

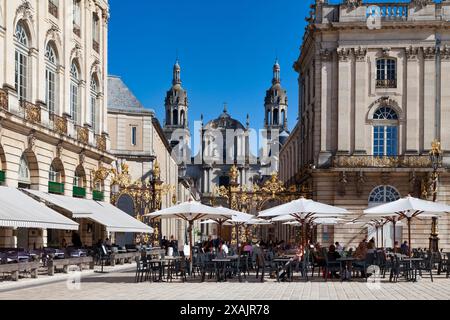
[107,76,196,246]
[0,0,114,249]
[280,0,450,250]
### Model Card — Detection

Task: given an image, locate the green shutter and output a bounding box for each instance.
[0,171,5,183]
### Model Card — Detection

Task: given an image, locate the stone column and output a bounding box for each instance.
[405,47,421,153]
[337,48,352,153]
[354,47,367,153]
[423,47,436,150]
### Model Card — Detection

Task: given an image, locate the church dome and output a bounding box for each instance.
[204,105,246,130]
[265,83,288,105]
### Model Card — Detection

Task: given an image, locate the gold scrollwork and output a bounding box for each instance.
[22,101,41,124]
[76,126,89,144]
[0,89,8,111]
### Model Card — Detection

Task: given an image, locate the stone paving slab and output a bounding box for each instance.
[0,266,449,300]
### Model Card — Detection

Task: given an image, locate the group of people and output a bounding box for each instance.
[161,236,179,256]
[200,236,230,257]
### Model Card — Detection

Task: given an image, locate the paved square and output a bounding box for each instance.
[0,265,449,300]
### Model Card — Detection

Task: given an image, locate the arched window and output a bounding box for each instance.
[49,164,60,182]
[15,22,29,102]
[173,109,178,126]
[281,109,286,127]
[45,43,58,114]
[273,109,279,125]
[90,76,99,132]
[373,107,398,157]
[18,155,30,183]
[70,62,80,124]
[180,110,185,127]
[368,185,401,205]
[376,58,397,88]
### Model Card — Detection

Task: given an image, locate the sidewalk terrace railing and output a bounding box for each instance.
[332,155,432,168]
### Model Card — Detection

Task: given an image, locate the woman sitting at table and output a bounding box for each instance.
[353,240,368,277]
[327,245,341,278]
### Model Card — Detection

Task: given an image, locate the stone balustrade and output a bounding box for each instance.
[332,155,432,169]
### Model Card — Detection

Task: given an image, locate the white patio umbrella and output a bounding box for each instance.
[146,200,233,273]
[364,196,450,255]
[259,197,349,246]
[200,219,219,225]
[245,218,273,226]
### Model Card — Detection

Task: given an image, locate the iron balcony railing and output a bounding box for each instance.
[332,155,432,169]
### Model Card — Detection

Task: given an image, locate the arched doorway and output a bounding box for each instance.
[115,194,135,246]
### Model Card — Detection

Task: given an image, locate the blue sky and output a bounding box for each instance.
[108,0,314,132]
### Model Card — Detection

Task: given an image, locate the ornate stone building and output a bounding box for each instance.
[107,75,196,246]
[281,0,450,250]
[0,0,114,248]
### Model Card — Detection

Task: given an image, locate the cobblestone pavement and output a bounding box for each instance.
[0,265,449,300]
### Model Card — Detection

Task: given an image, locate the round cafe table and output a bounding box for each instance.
[337,257,356,281]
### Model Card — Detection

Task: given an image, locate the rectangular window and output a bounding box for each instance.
[91,96,96,132]
[48,0,59,18]
[70,83,78,123]
[15,51,28,101]
[131,126,137,146]
[376,59,397,88]
[73,0,81,37]
[92,14,100,53]
[46,69,56,114]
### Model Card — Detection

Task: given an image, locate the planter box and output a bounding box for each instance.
[48,182,64,195]
[93,190,104,201]
[73,186,86,198]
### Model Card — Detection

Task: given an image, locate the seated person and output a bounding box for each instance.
[279,245,304,281]
[400,241,410,256]
[327,245,341,278]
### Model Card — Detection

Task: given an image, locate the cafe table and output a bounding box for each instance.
[337,257,356,281]
[401,257,423,282]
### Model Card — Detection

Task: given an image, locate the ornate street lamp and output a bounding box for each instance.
[429,140,442,252]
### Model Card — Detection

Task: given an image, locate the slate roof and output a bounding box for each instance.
[107,76,155,114]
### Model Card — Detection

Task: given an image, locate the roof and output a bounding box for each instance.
[108,75,155,114]
[204,108,246,131]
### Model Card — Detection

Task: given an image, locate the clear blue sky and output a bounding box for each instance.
[108,0,314,132]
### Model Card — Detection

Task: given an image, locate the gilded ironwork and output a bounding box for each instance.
[76,125,89,144]
[110,160,176,247]
[91,165,110,187]
[21,101,41,124]
[52,114,68,135]
[333,155,432,168]
[0,89,8,111]
[96,134,107,152]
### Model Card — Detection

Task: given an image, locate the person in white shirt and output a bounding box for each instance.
[221,242,229,256]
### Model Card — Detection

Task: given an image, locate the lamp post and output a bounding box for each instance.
[429,140,442,252]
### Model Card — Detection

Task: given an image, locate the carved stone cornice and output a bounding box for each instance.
[405,46,420,61]
[46,25,62,46]
[16,1,34,23]
[412,0,432,10]
[423,47,436,60]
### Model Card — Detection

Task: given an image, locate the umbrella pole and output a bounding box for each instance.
[381,225,384,248]
[376,226,379,248]
[188,221,194,276]
[408,218,412,257]
[301,220,306,247]
[392,220,396,251]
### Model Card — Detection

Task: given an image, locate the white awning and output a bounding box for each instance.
[0,187,79,230]
[23,189,153,234]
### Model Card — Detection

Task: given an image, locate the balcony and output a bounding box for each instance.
[75,125,89,145]
[93,190,104,201]
[96,134,107,152]
[0,89,8,111]
[48,181,64,195]
[20,101,41,124]
[51,114,68,135]
[376,79,396,89]
[73,186,86,198]
[366,4,408,21]
[93,40,100,53]
[48,1,58,18]
[73,24,81,38]
[0,171,5,183]
[332,155,432,169]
